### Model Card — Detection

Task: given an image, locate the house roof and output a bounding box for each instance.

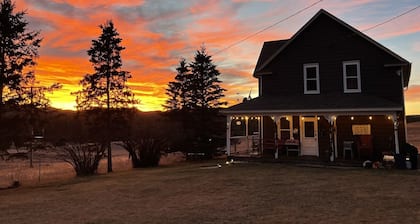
[253,9,411,87]
[253,39,288,75]
[222,95,403,115]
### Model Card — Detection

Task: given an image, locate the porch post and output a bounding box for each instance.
[325,115,336,162]
[245,116,249,152]
[260,116,264,155]
[392,114,400,154]
[226,116,231,156]
[273,116,279,159]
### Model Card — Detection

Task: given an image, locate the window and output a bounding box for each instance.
[343,60,361,93]
[304,121,315,137]
[248,118,259,135]
[303,63,320,94]
[279,117,291,140]
[231,118,246,137]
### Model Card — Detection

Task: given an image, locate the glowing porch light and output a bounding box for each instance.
[369,116,373,120]
[351,116,354,120]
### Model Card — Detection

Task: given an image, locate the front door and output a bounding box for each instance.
[300,117,319,156]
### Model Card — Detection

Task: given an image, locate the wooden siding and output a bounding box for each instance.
[261,13,404,104]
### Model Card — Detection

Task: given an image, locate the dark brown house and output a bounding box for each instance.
[222,9,411,162]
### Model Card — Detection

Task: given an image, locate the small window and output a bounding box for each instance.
[303,63,320,94]
[304,121,315,137]
[231,118,246,137]
[248,118,259,135]
[343,60,361,93]
[279,117,291,140]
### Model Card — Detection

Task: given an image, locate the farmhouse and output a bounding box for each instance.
[222,9,411,162]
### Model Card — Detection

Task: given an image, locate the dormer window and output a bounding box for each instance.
[343,60,361,93]
[303,63,320,94]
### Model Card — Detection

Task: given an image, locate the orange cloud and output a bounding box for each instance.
[9,0,419,114]
[405,85,420,115]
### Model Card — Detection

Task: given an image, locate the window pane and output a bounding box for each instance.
[280,131,290,140]
[346,77,358,89]
[346,64,357,77]
[304,122,315,137]
[280,117,290,129]
[307,80,317,91]
[231,119,246,136]
[306,67,317,79]
[248,119,259,135]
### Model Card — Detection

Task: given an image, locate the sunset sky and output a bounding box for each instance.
[14,0,420,114]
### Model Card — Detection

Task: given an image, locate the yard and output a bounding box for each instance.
[1,161,420,224]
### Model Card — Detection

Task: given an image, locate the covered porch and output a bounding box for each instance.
[225,112,405,162]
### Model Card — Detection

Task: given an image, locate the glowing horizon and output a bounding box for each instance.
[13,0,420,114]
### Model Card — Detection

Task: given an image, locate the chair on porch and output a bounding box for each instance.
[356,135,373,160]
[343,141,354,160]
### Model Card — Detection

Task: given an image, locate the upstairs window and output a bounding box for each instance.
[343,60,361,93]
[303,63,320,94]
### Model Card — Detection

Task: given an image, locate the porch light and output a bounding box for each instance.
[369,116,373,120]
[317,117,320,120]
[351,116,354,120]
[301,117,305,120]
[285,117,289,120]
[387,115,392,120]
[235,120,242,126]
[245,116,248,120]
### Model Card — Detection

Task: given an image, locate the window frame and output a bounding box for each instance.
[343,60,361,93]
[303,63,320,94]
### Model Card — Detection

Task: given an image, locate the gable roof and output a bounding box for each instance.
[253,9,411,86]
[253,39,288,75]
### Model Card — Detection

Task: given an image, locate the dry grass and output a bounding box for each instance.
[0,123,418,223]
[1,162,420,224]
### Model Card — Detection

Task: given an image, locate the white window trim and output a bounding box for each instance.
[343,60,361,93]
[303,63,320,94]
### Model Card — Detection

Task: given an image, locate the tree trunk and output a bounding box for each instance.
[106,73,112,173]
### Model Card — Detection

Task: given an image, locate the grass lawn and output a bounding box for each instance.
[1,161,420,224]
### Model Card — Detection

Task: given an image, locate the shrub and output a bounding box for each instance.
[59,143,106,176]
[121,138,166,168]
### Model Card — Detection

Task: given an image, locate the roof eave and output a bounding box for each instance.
[221,107,404,115]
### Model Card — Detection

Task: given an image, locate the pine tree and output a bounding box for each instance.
[0,0,42,105]
[164,46,226,111]
[164,58,189,111]
[187,46,226,110]
[74,21,136,110]
[73,21,137,172]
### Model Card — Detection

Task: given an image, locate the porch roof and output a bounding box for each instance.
[221,94,403,115]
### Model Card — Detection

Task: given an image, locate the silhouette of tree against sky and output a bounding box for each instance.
[163,46,226,157]
[72,20,137,172]
[164,58,189,111]
[165,46,226,111]
[0,0,41,107]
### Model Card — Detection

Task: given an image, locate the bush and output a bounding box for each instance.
[121,138,165,168]
[59,143,106,176]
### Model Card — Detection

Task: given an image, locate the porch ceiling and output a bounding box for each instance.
[221,94,403,115]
